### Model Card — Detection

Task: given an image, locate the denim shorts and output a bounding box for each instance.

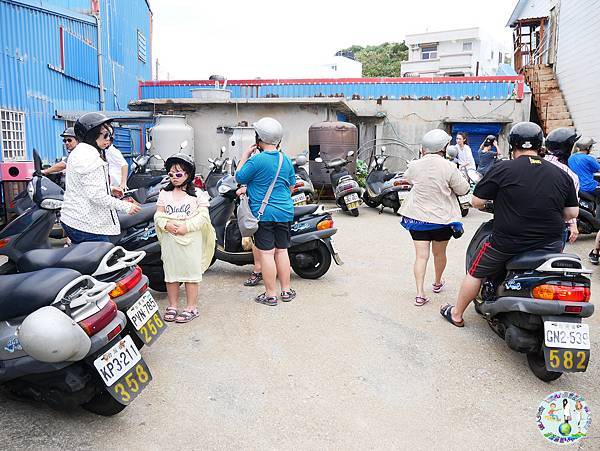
[61,222,111,244]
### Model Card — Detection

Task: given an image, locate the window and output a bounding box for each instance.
[137,30,147,63]
[462,41,473,52]
[1,110,26,161]
[421,45,438,60]
[331,65,337,71]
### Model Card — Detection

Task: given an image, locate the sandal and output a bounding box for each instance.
[175,308,199,323]
[280,289,296,302]
[164,307,178,322]
[244,271,263,287]
[440,303,464,328]
[432,280,445,294]
[414,296,430,307]
[255,293,278,306]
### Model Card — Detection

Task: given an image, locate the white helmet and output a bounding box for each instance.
[446,144,459,160]
[422,129,452,154]
[18,306,91,363]
[253,117,283,145]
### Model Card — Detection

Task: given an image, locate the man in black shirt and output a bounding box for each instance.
[440,122,579,327]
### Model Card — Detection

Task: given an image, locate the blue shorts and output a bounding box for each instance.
[61,222,111,244]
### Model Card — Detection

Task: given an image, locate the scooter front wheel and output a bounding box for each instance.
[290,242,332,279]
[526,351,563,382]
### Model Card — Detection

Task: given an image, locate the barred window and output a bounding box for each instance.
[1,110,26,161]
[137,30,147,63]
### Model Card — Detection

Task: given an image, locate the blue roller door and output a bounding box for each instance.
[451,123,503,166]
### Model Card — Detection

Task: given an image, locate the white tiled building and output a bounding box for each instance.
[401,27,506,77]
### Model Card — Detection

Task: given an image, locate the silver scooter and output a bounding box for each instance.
[315,151,362,217]
[291,153,315,206]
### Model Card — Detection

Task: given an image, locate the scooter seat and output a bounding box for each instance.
[118,202,157,230]
[293,205,319,219]
[16,242,114,275]
[505,248,577,271]
[579,191,596,202]
[0,268,82,321]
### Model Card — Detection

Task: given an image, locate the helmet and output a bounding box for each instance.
[508,122,543,151]
[74,112,112,143]
[545,127,580,161]
[60,127,77,139]
[575,136,595,152]
[446,145,459,159]
[422,129,452,154]
[165,153,196,180]
[18,306,91,363]
[253,117,283,145]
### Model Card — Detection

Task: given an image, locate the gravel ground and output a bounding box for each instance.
[1,205,599,450]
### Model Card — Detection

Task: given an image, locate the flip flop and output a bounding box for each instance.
[163,307,178,322]
[440,303,464,328]
[414,296,430,306]
[432,280,446,293]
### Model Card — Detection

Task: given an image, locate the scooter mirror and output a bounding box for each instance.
[180,140,188,150]
[380,146,386,154]
[220,146,226,156]
[315,157,323,163]
[145,142,152,151]
[208,158,215,164]
[347,150,355,157]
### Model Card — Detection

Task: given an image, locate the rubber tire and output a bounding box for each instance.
[351,208,360,217]
[291,242,332,279]
[526,351,563,382]
[461,207,469,217]
[82,389,127,416]
[363,192,380,208]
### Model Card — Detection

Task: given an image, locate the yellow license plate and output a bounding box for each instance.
[108,360,153,405]
[543,347,590,372]
[136,312,167,345]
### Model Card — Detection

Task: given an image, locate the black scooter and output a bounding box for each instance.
[209,176,342,279]
[291,153,315,207]
[204,146,231,199]
[315,151,362,217]
[362,147,410,214]
[467,208,594,382]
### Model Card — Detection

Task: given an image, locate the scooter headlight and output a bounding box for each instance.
[40,198,63,210]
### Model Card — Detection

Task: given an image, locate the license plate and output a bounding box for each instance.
[292,193,307,205]
[544,321,590,349]
[543,347,590,372]
[458,194,471,204]
[94,335,142,387]
[108,359,153,405]
[127,292,167,345]
[345,193,359,203]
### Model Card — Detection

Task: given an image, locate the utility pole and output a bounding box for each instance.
[155,58,160,80]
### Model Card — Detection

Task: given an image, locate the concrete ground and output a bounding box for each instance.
[1,205,600,450]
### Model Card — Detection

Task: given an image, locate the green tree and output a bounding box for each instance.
[337,42,409,77]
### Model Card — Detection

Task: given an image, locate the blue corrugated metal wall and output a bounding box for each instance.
[0,0,151,164]
[140,80,517,101]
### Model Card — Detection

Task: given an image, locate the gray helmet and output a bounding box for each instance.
[422,129,452,154]
[253,117,283,145]
[446,145,459,159]
[60,127,77,139]
[575,136,596,152]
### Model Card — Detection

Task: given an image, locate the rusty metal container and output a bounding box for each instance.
[308,121,358,186]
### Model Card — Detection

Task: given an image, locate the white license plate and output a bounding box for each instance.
[458,194,471,204]
[345,193,359,203]
[127,291,159,331]
[292,193,307,204]
[94,335,142,386]
[544,321,590,350]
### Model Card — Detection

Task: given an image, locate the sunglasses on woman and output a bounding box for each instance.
[168,171,186,179]
[63,138,74,143]
[98,131,112,140]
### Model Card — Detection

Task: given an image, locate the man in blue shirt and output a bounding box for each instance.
[235,117,296,306]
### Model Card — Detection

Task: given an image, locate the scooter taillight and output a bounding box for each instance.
[78,300,118,336]
[393,179,411,190]
[532,283,590,302]
[110,266,143,298]
[317,218,334,230]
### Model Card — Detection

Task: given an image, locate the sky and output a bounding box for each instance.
[150,0,517,80]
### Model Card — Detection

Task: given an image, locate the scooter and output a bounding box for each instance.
[467,209,594,382]
[577,191,600,235]
[0,269,155,416]
[457,167,481,217]
[204,146,231,199]
[362,146,411,215]
[209,176,342,279]
[0,175,167,347]
[315,151,362,217]
[291,153,315,207]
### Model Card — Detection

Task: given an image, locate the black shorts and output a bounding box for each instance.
[254,221,291,251]
[409,226,453,242]
[468,241,515,279]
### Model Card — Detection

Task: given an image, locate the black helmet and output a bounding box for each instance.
[545,127,580,162]
[74,112,112,143]
[165,153,196,180]
[60,127,77,139]
[508,122,543,151]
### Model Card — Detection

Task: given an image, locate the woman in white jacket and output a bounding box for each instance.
[61,112,140,243]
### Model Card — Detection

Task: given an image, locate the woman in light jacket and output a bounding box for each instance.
[399,129,470,306]
[61,112,140,243]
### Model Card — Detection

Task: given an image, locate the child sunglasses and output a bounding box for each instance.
[168,171,186,178]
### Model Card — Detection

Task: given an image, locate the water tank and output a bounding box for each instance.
[148,115,194,169]
[308,121,358,186]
